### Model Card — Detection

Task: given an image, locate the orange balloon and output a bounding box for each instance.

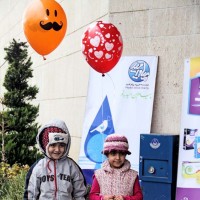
[23,0,67,56]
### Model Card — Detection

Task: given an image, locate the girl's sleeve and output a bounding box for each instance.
[89,175,102,200]
[124,176,143,200]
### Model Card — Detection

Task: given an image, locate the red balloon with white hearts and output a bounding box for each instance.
[82,21,123,74]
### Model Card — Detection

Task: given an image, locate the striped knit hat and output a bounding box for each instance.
[41,126,69,158]
[41,127,67,150]
[102,133,131,155]
[36,119,71,159]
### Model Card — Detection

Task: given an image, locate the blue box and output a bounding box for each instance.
[141,181,176,200]
[139,134,179,200]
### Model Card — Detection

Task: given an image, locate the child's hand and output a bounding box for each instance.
[103,195,115,200]
[114,195,124,200]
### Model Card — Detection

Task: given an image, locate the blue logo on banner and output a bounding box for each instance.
[84,96,115,167]
[128,60,150,82]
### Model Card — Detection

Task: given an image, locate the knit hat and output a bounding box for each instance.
[41,126,68,151]
[37,119,70,159]
[102,133,131,155]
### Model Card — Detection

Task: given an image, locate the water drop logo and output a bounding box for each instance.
[84,96,115,166]
[128,60,150,82]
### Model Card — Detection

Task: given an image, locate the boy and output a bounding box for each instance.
[24,119,86,200]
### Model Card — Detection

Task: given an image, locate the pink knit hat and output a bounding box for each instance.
[102,133,131,155]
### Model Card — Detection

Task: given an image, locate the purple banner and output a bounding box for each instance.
[176,188,200,199]
[176,58,200,199]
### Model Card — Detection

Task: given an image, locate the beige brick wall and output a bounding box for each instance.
[109,0,200,134]
[0,0,200,161]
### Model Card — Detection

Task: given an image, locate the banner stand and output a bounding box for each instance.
[78,56,158,185]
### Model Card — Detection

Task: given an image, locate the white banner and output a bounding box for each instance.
[78,56,158,184]
[176,57,200,199]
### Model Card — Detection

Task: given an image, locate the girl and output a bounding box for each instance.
[89,133,143,200]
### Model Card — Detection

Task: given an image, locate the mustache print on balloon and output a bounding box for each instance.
[40,21,63,31]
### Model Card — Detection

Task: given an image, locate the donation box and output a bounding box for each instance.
[139,134,179,200]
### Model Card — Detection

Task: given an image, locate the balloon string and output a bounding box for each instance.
[105,73,116,92]
[101,75,105,168]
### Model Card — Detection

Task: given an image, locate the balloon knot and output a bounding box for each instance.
[43,56,46,60]
[102,73,105,77]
